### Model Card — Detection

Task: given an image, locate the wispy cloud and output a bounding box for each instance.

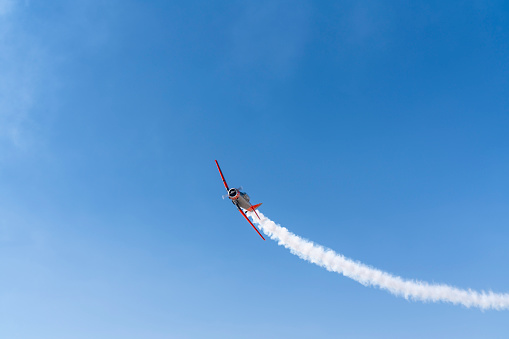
[0,1,123,161]
[0,0,45,153]
[229,0,311,78]
[0,0,15,17]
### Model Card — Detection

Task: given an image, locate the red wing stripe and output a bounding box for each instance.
[238,209,265,240]
[215,160,229,190]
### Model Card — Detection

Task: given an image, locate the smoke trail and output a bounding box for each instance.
[247,210,509,310]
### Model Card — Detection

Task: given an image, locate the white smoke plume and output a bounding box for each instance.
[247,210,509,310]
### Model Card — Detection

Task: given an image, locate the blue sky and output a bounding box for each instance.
[1,0,509,338]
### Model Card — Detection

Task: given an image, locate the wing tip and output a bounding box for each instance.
[238,208,266,241]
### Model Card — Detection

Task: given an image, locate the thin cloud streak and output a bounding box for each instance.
[0,0,41,151]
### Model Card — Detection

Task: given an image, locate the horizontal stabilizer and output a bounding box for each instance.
[247,203,262,212]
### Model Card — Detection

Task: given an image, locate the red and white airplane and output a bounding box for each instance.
[215,160,265,240]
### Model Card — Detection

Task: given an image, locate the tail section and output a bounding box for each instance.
[247,203,262,212]
[247,203,262,220]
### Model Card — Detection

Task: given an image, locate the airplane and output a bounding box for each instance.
[215,160,265,240]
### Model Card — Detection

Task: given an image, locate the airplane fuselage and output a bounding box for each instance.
[228,187,252,210]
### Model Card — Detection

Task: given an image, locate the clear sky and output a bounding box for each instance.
[1,1,509,338]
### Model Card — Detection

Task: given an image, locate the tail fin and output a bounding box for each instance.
[247,203,262,212]
[247,203,263,220]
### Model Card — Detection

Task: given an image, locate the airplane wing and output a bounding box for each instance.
[238,208,265,240]
[215,160,229,190]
